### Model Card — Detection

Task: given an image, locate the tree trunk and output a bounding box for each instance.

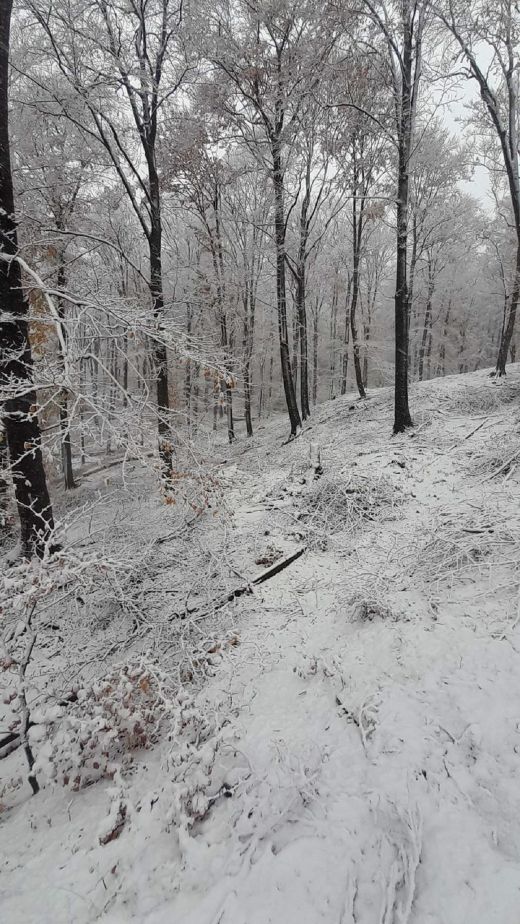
[350,165,366,399]
[496,244,520,376]
[312,299,319,405]
[267,341,274,416]
[340,278,352,396]
[291,301,299,391]
[294,155,312,420]
[393,18,415,434]
[437,300,451,376]
[0,0,55,557]
[295,270,310,420]
[184,303,193,413]
[148,164,173,481]
[418,267,434,382]
[329,278,339,399]
[272,141,301,435]
[56,259,75,490]
[122,331,128,407]
[243,282,255,438]
[426,327,433,378]
[0,425,9,534]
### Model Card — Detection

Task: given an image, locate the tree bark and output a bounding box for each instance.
[56,258,75,490]
[340,277,352,396]
[0,0,55,557]
[312,300,319,405]
[393,11,416,433]
[272,140,301,435]
[418,265,435,382]
[350,154,366,399]
[243,280,255,437]
[497,245,520,375]
[148,169,173,478]
[295,270,310,420]
[437,299,451,377]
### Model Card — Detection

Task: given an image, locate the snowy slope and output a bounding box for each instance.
[2,367,520,923]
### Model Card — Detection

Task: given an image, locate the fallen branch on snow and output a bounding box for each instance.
[172,546,306,620]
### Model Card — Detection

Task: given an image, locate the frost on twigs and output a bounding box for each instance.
[347,592,397,623]
[470,426,520,482]
[414,502,520,589]
[296,473,401,551]
[230,743,324,852]
[160,466,224,521]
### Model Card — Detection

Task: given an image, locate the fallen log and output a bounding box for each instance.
[174,546,306,620]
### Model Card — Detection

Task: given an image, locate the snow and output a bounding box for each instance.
[2,367,520,922]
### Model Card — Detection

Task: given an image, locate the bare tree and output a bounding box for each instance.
[361,0,428,431]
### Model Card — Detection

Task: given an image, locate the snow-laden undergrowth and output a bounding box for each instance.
[2,367,520,923]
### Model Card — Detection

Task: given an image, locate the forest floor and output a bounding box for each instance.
[2,365,520,923]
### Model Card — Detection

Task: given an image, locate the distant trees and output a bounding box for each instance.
[436,0,520,376]
[209,0,340,436]
[3,0,518,558]
[31,0,192,479]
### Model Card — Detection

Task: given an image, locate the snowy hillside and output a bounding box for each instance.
[2,367,520,924]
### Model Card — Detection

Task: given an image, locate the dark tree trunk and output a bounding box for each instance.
[295,271,310,420]
[340,278,352,396]
[148,165,173,481]
[258,351,265,419]
[192,362,200,429]
[312,303,319,406]
[418,267,434,382]
[496,245,520,376]
[393,16,415,434]
[426,327,433,378]
[0,425,9,534]
[437,300,451,376]
[291,300,299,391]
[185,303,193,418]
[243,282,255,438]
[294,156,312,420]
[244,360,253,437]
[267,341,274,415]
[0,0,55,557]
[56,260,75,490]
[350,163,366,399]
[363,321,370,388]
[329,278,339,399]
[122,331,128,406]
[350,286,365,398]
[272,142,301,435]
[244,342,253,435]
[212,183,235,444]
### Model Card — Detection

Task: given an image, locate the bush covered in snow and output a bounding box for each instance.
[30,657,174,789]
[297,473,401,550]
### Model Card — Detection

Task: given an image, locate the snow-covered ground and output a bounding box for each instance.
[2,367,520,923]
